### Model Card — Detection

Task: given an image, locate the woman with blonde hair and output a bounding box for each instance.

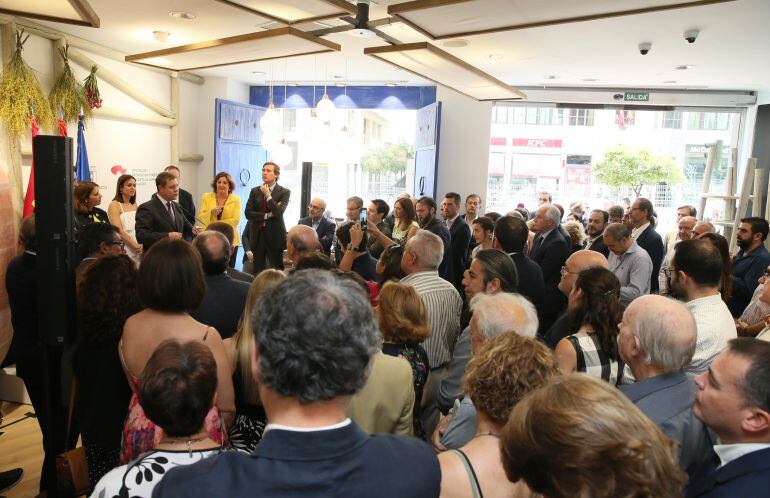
[198,172,242,267]
[108,174,142,263]
[439,333,560,498]
[376,281,431,438]
[500,374,687,498]
[224,268,286,452]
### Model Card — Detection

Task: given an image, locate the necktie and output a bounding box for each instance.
[531,234,544,256]
[167,201,175,225]
[258,193,268,231]
[446,219,452,229]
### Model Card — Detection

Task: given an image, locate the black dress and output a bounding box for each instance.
[382,342,430,439]
[228,356,267,453]
[73,340,132,488]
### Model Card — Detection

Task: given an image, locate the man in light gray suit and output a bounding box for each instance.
[618,295,713,475]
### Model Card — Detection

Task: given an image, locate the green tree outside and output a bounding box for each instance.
[360,142,413,175]
[594,145,684,198]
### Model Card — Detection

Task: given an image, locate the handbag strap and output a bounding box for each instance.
[65,378,77,451]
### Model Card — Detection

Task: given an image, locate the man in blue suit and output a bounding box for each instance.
[297,197,335,256]
[686,338,770,497]
[154,270,440,498]
[619,295,713,475]
[629,197,665,293]
[530,204,570,333]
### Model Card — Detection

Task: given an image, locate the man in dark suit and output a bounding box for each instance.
[619,295,713,475]
[416,196,453,283]
[584,209,610,258]
[442,192,471,293]
[297,197,335,256]
[153,270,440,498]
[630,197,665,293]
[244,162,290,273]
[164,165,196,227]
[492,216,545,314]
[543,249,608,348]
[135,171,197,250]
[686,338,770,497]
[190,231,250,339]
[530,204,570,333]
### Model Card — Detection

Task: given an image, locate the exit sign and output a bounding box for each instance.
[624,91,649,102]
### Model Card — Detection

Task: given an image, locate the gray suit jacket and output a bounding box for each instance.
[621,370,713,474]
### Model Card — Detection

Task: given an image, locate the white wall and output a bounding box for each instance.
[435,85,492,213]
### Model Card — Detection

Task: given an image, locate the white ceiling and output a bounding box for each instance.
[31,0,770,93]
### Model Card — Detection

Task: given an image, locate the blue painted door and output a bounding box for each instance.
[214,99,267,268]
[413,101,441,198]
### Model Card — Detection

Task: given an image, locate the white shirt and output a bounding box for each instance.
[264,418,351,434]
[714,443,770,468]
[631,222,651,240]
[684,293,737,375]
[446,213,460,229]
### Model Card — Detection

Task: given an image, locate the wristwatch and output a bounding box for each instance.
[346,243,355,251]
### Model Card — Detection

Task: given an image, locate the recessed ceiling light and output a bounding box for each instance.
[169,11,196,19]
[544,75,557,80]
[662,80,678,84]
[675,64,695,70]
[581,78,598,82]
[152,31,172,43]
[443,39,468,48]
[332,75,343,79]
[251,71,266,75]
[486,54,502,60]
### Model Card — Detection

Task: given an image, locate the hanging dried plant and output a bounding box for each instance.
[0,30,55,137]
[83,64,102,109]
[49,44,91,124]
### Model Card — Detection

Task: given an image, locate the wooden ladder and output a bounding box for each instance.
[697,144,762,252]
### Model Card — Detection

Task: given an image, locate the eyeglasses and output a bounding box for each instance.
[662,267,677,278]
[308,204,324,210]
[560,266,579,276]
[107,240,125,250]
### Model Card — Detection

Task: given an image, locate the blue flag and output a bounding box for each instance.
[76,115,91,182]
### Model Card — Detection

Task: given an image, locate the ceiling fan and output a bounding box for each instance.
[312,1,401,45]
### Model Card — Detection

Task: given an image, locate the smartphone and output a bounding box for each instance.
[358,212,368,252]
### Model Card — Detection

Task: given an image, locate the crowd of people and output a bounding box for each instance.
[3,160,770,497]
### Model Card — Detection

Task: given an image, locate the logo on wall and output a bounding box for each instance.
[111,165,127,175]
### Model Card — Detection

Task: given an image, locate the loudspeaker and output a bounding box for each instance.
[33,135,76,346]
[300,161,313,219]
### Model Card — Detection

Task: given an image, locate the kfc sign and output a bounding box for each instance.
[512,138,562,148]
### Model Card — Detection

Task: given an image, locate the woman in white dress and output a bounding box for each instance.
[108,174,142,263]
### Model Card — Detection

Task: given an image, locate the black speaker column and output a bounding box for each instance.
[300,161,313,219]
[33,135,76,497]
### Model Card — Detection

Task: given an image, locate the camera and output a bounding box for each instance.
[684,29,699,44]
[638,42,652,55]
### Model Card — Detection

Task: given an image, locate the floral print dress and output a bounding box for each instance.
[382,342,430,438]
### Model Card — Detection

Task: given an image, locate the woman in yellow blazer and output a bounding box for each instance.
[199,172,242,267]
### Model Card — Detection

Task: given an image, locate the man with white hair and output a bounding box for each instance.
[434,292,538,451]
[401,230,462,437]
[618,295,712,474]
[530,204,571,332]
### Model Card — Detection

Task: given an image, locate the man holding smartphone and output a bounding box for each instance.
[337,221,378,282]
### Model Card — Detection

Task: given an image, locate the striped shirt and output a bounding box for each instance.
[684,293,737,375]
[401,271,462,369]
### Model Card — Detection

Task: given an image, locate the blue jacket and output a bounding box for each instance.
[686,447,770,497]
[620,370,713,475]
[634,224,665,293]
[728,245,770,316]
[152,421,440,498]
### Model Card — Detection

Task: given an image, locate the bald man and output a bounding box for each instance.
[618,295,712,474]
[286,224,321,264]
[542,250,608,349]
[297,198,335,255]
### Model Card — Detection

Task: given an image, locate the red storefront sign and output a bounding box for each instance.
[490,137,506,145]
[512,138,562,148]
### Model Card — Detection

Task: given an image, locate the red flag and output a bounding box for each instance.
[22,116,39,218]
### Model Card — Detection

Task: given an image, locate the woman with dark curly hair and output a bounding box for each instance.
[698,232,733,302]
[377,281,431,438]
[439,333,560,498]
[555,267,629,385]
[73,255,142,487]
[500,375,686,498]
[92,340,225,498]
